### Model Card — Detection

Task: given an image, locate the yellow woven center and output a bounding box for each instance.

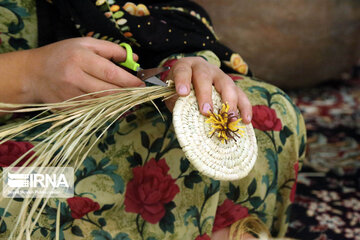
[205,103,245,144]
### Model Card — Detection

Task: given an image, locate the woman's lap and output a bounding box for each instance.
[0,76,306,239]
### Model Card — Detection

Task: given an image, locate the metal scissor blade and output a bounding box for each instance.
[137,66,170,81]
[145,76,168,87]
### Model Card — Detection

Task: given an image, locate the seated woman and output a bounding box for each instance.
[0,0,306,239]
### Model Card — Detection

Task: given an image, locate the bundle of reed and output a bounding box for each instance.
[0,82,176,239]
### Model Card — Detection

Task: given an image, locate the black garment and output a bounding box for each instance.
[36,0,251,75]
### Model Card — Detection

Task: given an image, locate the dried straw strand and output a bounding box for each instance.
[0,82,176,238]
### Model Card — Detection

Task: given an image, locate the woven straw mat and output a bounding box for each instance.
[173,87,258,181]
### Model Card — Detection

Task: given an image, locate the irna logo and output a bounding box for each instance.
[3,167,74,198]
[7,173,69,188]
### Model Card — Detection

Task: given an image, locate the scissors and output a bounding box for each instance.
[119,43,168,87]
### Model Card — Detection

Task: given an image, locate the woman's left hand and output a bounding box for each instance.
[164,57,252,124]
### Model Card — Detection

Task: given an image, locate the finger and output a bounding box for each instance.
[82,52,145,87]
[236,87,252,124]
[214,75,239,119]
[171,61,192,96]
[77,72,123,97]
[82,37,138,62]
[192,64,213,116]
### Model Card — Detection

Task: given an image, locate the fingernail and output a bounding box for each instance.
[178,85,188,95]
[247,114,252,123]
[202,103,211,114]
[229,111,238,122]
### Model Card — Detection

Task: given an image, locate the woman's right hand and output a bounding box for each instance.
[26,37,145,103]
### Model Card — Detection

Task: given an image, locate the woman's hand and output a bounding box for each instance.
[26,37,145,103]
[164,57,252,124]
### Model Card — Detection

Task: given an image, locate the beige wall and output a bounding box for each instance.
[194,0,360,88]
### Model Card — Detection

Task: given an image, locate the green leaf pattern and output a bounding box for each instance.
[0,0,37,51]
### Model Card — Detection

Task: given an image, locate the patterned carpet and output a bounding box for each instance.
[286,69,360,240]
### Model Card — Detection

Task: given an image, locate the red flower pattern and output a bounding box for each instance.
[251,105,282,131]
[0,140,35,167]
[212,199,249,232]
[124,158,180,224]
[195,234,211,240]
[67,197,100,219]
[290,161,299,202]
[228,74,244,81]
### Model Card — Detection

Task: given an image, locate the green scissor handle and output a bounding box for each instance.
[119,42,140,71]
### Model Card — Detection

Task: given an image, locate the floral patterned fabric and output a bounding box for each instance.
[286,76,360,240]
[0,77,306,239]
[0,0,38,51]
[287,167,360,240]
[288,79,360,175]
[0,0,306,239]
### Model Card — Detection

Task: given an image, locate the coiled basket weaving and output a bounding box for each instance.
[173,87,258,181]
